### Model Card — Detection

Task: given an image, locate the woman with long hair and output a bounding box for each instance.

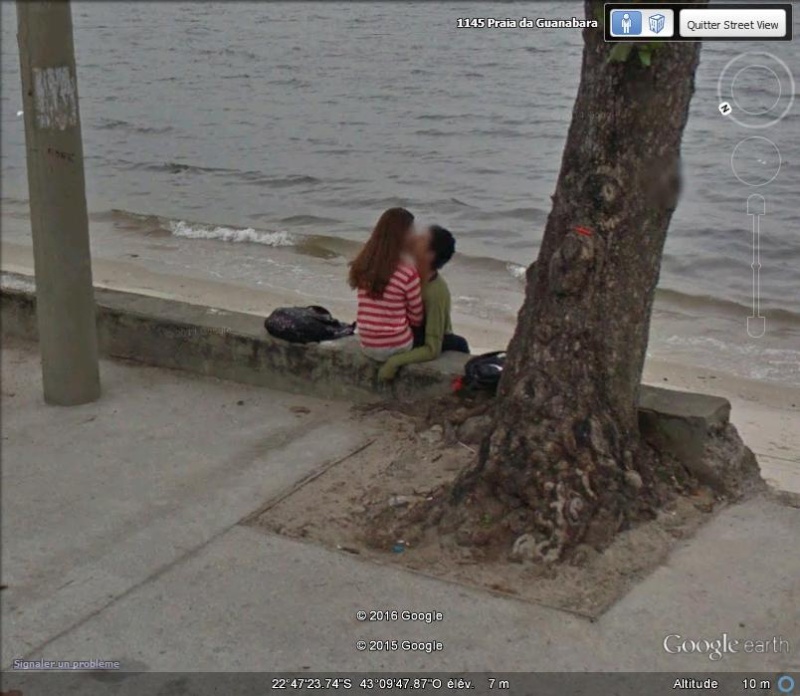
[349,207,424,361]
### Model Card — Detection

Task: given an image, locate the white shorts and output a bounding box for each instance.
[361,338,413,362]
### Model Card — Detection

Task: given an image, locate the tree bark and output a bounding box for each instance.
[454,2,706,562]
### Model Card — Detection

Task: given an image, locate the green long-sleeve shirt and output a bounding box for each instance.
[378,274,452,381]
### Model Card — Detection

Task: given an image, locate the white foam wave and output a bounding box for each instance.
[169,220,295,247]
[506,263,526,281]
[662,334,800,386]
[665,334,800,360]
[1,273,35,292]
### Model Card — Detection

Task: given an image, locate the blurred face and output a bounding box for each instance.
[401,222,418,254]
[412,228,434,269]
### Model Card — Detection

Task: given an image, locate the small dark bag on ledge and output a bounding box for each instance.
[264,306,355,344]
[458,351,506,392]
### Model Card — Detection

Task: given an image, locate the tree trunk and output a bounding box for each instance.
[453,2,705,562]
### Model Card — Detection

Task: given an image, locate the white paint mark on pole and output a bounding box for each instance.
[33,65,77,130]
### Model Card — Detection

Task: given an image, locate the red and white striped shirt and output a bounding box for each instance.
[356,263,424,350]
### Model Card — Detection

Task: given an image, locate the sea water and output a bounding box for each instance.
[1,2,797,383]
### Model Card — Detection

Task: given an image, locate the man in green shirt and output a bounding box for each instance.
[378,225,470,382]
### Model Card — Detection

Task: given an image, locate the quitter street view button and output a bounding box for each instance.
[680,8,788,38]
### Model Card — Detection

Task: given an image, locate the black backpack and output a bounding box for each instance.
[264,306,355,344]
[460,351,506,392]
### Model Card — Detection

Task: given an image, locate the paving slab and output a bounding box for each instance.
[2,339,798,677]
[14,499,799,673]
[1,339,370,667]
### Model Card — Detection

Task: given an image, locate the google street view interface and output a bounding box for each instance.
[2,1,799,695]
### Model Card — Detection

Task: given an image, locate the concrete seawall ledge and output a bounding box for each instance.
[1,271,466,402]
[3,270,749,491]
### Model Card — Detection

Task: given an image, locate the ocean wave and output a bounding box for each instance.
[662,335,800,385]
[94,118,172,135]
[0,196,30,216]
[469,127,531,138]
[105,208,800,329]
[415,114,461,121]
[236,173,321,188]
[169,220,295,247]
[279,214,341,226]
[125,160,228,175]
[501,260,800,326]
[666,334,800,359]
[110,208,351,259]
[323,196,413,210]
[466,207,548,222]
[656,287,800,325]
[268,77,309,88]
[414,129,460,137]
[507,263,527,281]
[448,197,476,208]
[0,272,35,293]
[115,160,321,189]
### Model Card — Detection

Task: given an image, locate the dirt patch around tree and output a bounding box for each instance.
[249,393,748,618]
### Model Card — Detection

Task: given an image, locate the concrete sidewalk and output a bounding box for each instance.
[1,338,371,666]
[2,339,798,673]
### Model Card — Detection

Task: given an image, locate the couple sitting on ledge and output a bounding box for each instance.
[349,207,470,382]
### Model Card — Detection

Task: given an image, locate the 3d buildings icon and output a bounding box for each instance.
[649,13,666,34]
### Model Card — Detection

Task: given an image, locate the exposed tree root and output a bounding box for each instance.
[365,393,711,566]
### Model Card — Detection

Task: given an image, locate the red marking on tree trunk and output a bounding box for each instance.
[574,226,593,237]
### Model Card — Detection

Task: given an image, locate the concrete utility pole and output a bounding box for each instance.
[16,0,100,405]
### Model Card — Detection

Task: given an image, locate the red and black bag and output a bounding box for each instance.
[454,351,506,392]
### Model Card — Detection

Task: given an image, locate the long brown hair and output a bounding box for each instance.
[348,207,414,298]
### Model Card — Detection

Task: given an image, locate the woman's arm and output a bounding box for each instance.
[379,282,448,381]
[404,269,424,327]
